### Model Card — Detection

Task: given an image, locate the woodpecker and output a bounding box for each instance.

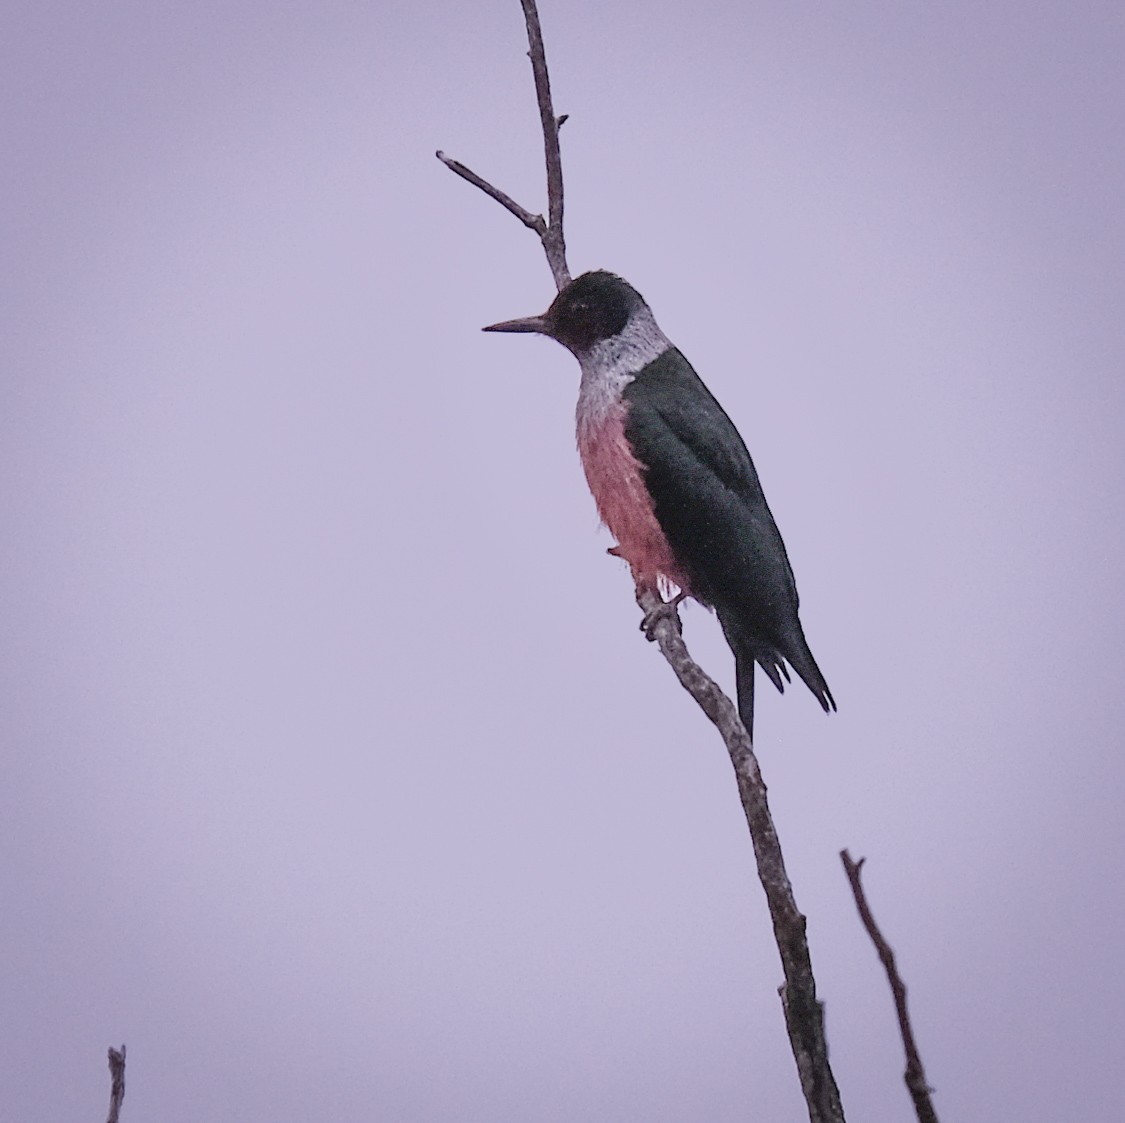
[484,270,834,736]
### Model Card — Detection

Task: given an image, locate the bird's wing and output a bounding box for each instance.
[622,348,799,605]
[622,349,766,504]
[623,348,834,714]
[621,346,778,510]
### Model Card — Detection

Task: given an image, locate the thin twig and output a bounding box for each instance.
[435,152,546,235]
[519,0,568,288]
[840,851,939,1123]
[436,2,570,290]
[105,1044,126,1123]
[640,588,845,1123]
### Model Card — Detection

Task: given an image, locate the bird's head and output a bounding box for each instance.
[483,271,647,355]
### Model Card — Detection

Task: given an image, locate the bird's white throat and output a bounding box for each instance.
[575,307,672,430]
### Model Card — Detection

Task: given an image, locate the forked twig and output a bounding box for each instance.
[435,0,569,290]
[840,851,939,1123]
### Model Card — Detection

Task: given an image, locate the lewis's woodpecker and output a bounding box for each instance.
[484,270,834,736]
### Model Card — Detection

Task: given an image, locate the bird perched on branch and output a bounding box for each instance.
[484,270,834,737]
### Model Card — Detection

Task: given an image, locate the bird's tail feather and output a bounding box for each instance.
[784,634,836,714]
[734,650,756,740]
[720,609,836,721]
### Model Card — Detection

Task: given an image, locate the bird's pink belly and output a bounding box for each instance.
[577,409,690,593]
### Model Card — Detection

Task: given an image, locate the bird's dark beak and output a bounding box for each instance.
[482,314,549,334]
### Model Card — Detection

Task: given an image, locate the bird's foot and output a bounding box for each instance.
[640,591,687,641]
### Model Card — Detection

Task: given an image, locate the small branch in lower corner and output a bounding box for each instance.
[840,850,939,1123]
[106,1044,126,1123]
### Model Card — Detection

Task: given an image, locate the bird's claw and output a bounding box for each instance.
[640,592,687,641]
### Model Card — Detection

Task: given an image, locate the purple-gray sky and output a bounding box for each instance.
[4,2,1124,1120]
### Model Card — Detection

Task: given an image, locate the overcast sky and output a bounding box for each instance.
[4,1,1124,1120]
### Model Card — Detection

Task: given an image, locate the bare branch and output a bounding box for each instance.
[437,0,570,290]
[840,851,939,1123]
[519,0,569,288]
[105,1044,126,1123]
[435,151,546,234]
[640,587,845,1123]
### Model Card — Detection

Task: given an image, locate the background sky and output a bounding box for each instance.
[4,1,1124,1120]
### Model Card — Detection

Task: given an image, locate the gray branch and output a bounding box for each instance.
[840,851,938,1123]
[105,1044,126,1123]
[639,588,845,1123]
[435,151,546,235]
[519,0,568,288]
[436,1,571,291]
